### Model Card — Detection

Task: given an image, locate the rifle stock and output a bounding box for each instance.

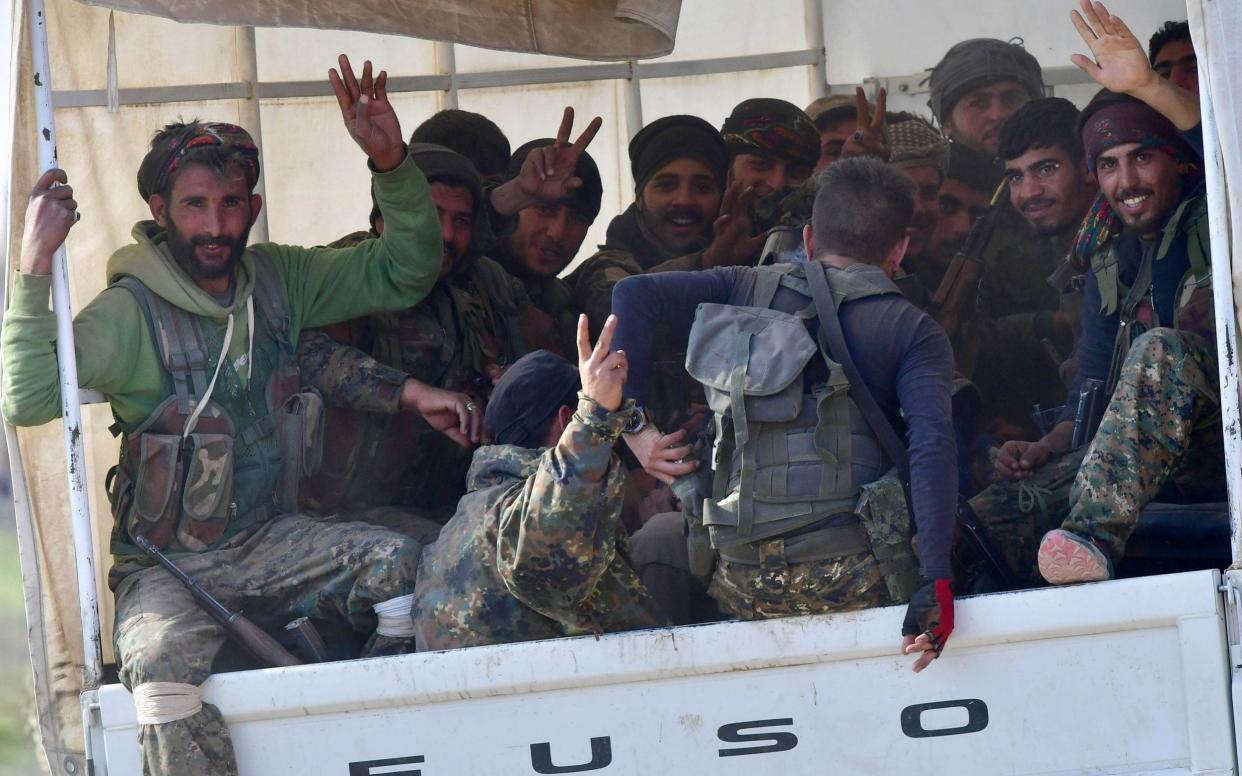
[930,180,1009,341]
[134,535,303,668]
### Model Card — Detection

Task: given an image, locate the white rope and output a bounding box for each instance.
[182,311,234,439]
[132,682,202,725]
[245,294,255,383]
[373,593,417,638]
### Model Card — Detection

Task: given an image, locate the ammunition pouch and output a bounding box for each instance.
[275,391,325,513]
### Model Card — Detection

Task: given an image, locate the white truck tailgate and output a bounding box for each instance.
[90,569,1236,775]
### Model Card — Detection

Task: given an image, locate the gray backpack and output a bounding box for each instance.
[684,262,919,599]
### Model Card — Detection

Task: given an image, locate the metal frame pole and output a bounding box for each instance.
[25,0,104,690]
[803,0,827,99]
[237,26,270,242]
[434,41,459,110]
[1198,51,1242,570]
[623,60,643,141]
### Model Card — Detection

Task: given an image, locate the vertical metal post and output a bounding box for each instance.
[434,41,459,110]
[803,0,828,100]
[25,0,103,691]
[623,60,643,141]
[1198,63,1242,568]
[236,26,269,242]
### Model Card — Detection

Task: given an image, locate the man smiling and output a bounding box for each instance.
[967,0,1216,588]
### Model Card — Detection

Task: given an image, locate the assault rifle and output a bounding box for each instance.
[134,535,303,668]
[930,179,1009,344]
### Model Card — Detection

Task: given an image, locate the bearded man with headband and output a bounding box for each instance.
[4,56,443,775]
[967,1,1216,588]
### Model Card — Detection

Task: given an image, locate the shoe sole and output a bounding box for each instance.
[1038,530,1110,585]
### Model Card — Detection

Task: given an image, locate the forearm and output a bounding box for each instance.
[897,323,957,579]
[2,274,62,425]
[611,269,737,403]
[497,394,632,613]
[296,330,404,415]
[1132,75,1201,132]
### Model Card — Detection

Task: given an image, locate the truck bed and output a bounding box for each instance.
[87,569,1235,775]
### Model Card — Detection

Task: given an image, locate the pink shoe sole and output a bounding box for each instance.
[1038,529,1112,585]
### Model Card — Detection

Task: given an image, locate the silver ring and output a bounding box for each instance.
[465,401,478,413]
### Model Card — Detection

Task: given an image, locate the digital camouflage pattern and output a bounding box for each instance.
[970,328,1225,583]
[299,230,528,516]
[113,513,423,776]
[411,394,668,650]
[969,448,1086,587]
[1064,328,1225,560]
[709,548,889,620]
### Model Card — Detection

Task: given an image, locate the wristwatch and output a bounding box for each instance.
[624,405,649,435]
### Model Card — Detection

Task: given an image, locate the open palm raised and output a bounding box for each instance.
[330,54,406,172]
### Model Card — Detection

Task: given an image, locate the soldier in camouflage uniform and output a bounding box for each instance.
[925,39,1068,440]
[963,98,1099,443]
[299,111,603,527]
[412,327,668,650]
[970,8,1214,586]
[491,138,604,358]
[4,58,439,776]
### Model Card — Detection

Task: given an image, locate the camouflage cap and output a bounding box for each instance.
[928,38,1044,122]
[486,350,581,448]
[884,113,949,178]
[137,121,259,201]
[721,98,819,169]
[805,94,858,129]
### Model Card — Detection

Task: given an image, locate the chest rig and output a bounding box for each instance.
[106,251,321,568]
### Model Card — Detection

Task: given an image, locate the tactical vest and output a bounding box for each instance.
[684,263,917,595]
[106,251,323,579]
[1090,192,1213,392]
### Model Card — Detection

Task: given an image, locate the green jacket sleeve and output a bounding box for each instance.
[495,394,633,620]
[2,273,158,427]
[264,155,443,338]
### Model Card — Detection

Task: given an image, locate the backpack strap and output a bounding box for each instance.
[112,276,209,416]
[247,248,292,343]
[804,262,910,481]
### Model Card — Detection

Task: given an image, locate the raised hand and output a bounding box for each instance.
[330,55,405,172]
[841,86,889,161]
[517,108,604,204]
[1069,0,1157,96]
[702,182,765,269]
[20,168,79,276]
[400,379,483,448]
[577,313,626,413]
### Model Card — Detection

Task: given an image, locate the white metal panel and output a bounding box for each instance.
[93,572,1235,775]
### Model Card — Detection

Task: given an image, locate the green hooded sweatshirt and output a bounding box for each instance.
[2,155,441,429]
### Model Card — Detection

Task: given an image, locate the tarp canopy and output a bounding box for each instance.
[4,1,1230,775]
[75,0,683,61]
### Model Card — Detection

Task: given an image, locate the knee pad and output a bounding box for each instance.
[132,682,203,725]
[373,593,416,638]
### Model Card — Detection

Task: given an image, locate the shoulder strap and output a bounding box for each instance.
[112,275,209,416]
[247,248,292,342]
[804,262,911,482]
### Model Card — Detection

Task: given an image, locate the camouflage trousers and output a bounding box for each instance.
[709,544,890,620]
[1064,328,1225,560]
[112,513,422,776]
[970,328,1225,584]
